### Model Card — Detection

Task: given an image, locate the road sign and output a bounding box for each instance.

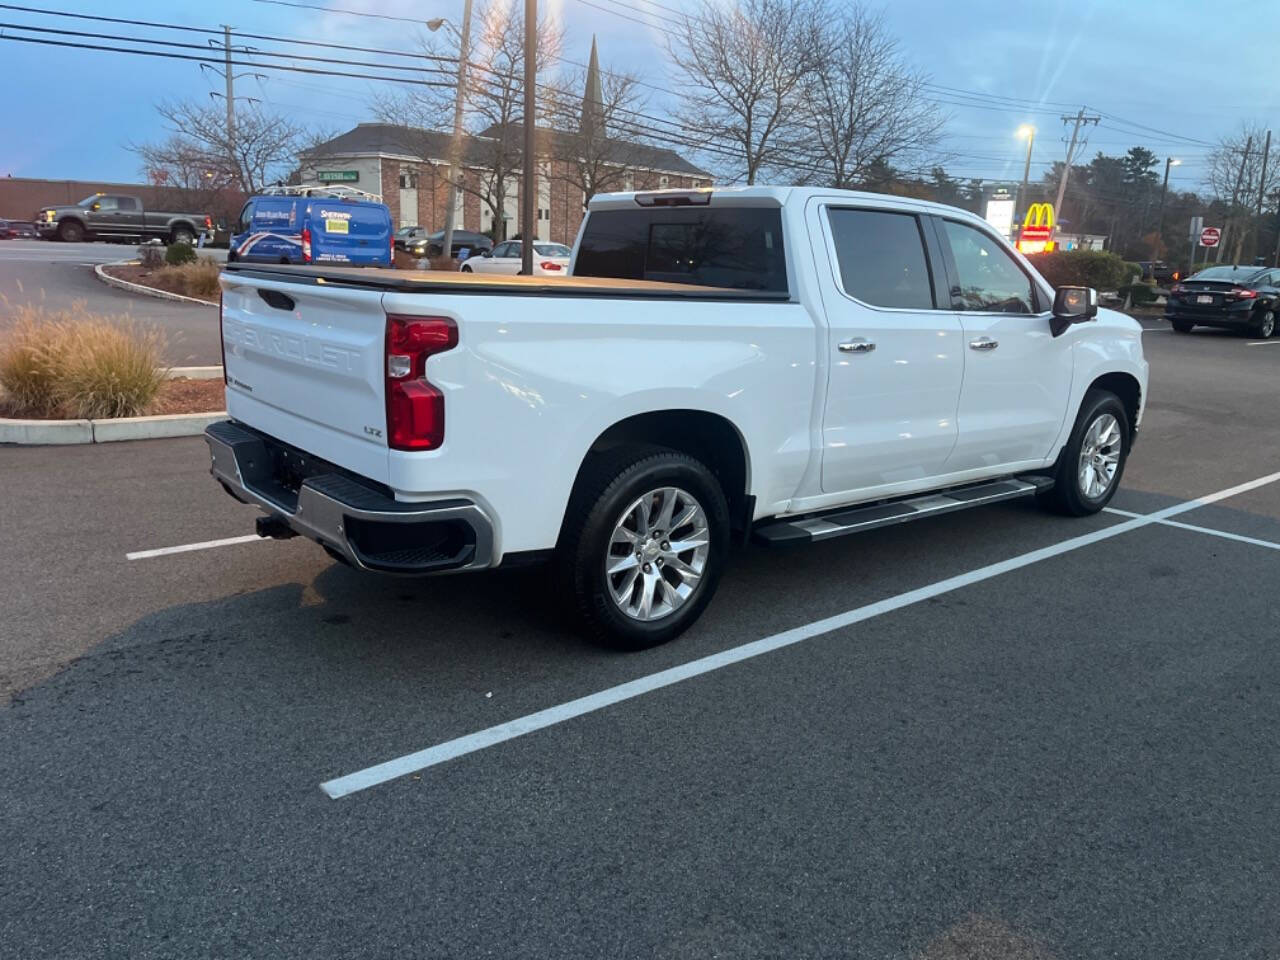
[1199,226,1221,248]
[1189,215,1203,240]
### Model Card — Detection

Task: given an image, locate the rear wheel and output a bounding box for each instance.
[556,446,730,650]
[460,264,473,272]
[171,226,195,245]
[57,220,84,243]
[1171,320,1194,333]
[1252,309,1276,338]
[1038,390,1131,516]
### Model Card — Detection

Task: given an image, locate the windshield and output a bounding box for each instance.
[534,243,571,257]
[1191,265,1263,282]
[77,195,101,206]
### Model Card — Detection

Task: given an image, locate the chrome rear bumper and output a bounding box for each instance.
[204,420,494,575]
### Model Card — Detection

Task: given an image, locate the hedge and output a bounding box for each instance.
[1029,250,1140,291]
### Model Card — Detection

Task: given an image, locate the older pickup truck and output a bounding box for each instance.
[205,186,1148,649]
[36,193,210,244]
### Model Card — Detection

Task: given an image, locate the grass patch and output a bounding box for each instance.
[0,302,169,418]
[151,258,222,300]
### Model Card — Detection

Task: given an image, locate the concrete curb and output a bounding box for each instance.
[94,260,218,307]
[170,366,224,380]
[1,411,225,446]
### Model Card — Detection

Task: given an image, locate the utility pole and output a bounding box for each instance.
[1016,125,1035,225]
[1156,157,1180,256]
[1054,108,1100,230]
[223,25,235,183]
[520,0,536,275]
[1248,129,1271,263]
[1220,134,1252,263]
[437,1,473,266]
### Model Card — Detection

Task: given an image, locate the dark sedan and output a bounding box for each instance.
[1165,264,1280,337]
[0,219,38,239]
[405,229,494,260]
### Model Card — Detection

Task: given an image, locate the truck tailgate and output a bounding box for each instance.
[219,271,390,484]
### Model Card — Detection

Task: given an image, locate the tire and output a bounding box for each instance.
[57,220,84,243]
[171,226,195,245]
[226,249,238,263]
[1038,390,1131,517]
[460,264,473,272]
[1252,309,1276,338]
[1171,321,1194,333]
[556,446,730,650]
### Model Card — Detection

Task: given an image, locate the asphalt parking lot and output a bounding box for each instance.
[0,239,222,365]
[2,317,1278,958]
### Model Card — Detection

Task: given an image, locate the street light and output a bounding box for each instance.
[1156,157,1181,257]
[430,7,472,266]
[1016,125,1035,228]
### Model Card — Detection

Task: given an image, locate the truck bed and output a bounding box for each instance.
[222,262,790,302]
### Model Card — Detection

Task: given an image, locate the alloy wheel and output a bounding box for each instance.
[1078,413,1121,500]
[605,486,710,622]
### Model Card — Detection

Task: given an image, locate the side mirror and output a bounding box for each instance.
[91,202,101,211]
[1050,286,1098,337]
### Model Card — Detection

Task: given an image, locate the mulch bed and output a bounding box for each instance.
[102,263,218,305]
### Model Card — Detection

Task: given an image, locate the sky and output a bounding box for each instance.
[1,0,1276,194]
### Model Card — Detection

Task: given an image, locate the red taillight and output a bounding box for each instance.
[390,232,395,263]
[204,215,213,230]
[1230,287,1257,299]
[218,291,228,384]
[301,226,312,263]
[540,260,562,271]
[385,315,457,450]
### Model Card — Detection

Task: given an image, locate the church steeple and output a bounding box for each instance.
[580,35,605,140]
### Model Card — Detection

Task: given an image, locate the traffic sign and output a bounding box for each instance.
[1189,215,1203,240]
[1200,226,1221,248]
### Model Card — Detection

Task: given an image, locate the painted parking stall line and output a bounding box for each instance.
[319,469,1280,799]
[126,534,265,561]
[1105,507,1280,551]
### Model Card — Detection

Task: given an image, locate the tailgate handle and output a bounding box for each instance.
[258,289,296,312]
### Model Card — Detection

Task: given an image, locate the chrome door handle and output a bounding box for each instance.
[969,337,999,351]
[838,338,876,353]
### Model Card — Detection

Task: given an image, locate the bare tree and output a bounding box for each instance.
[372,0,562,239]
[133,100,307,196]
[1206,123,1280,262]
[543,57,651,204]
[667,0,827,184]
[797,6,945,188]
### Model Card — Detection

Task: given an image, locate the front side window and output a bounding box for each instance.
[942,220,1036,314]
[826,208,934,310]
[93,196,119,212]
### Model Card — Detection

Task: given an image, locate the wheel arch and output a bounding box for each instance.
[1087,371,1141,433]
[564,409,753,540]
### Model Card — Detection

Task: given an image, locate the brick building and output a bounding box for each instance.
[299,123,711,246]
[0,176,244,224]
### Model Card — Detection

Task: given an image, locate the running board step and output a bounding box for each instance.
[753,477,1052,546]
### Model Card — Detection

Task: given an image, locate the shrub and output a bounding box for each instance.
[0,302,167,418]
[136,244,164,268]
[162,258,222,300]
[1030,250,1139,292]
[164,242,197,266]
[0,307,74,415]
[57,320,168,419]
[1118,283,1158,306]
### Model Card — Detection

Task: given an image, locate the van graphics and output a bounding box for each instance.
[235,231,302,257]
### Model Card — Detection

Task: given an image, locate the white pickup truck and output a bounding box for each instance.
[207,186,1147,649]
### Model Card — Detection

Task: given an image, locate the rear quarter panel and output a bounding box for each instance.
[379,290,819,557]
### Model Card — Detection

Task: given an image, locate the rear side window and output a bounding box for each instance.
[117,197,139,211]
[575,207,788,293]
[826,208,935,309]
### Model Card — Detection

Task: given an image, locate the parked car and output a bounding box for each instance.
[460,240,571,275]
[35,194,211,244]
[1165,264,1280,337]
[1136,260,1181,285]
[207,185,1147,650]
[0,219,38,239]
[413,229,494,260]
[394,225,429,251]
[228,191,393,267]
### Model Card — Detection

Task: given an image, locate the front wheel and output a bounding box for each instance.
[460,264,472,272]
[57,220,85,243]
[1252,310,1276,338]
[556,447,730,650]
[1038,390,1131,516]
[1171,320,1194,333]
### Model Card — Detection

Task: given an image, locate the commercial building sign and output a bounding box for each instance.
[317,170,360,183]
[983,187,1016,239]
[1016,202,1057,255]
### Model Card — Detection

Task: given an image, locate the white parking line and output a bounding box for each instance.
[1104,507,1280,551]
[126,534,264,561]
[1247,340,1280,347]
[319,469,1280,799]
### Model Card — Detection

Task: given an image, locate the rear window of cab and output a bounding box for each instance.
[575,207,788,293]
